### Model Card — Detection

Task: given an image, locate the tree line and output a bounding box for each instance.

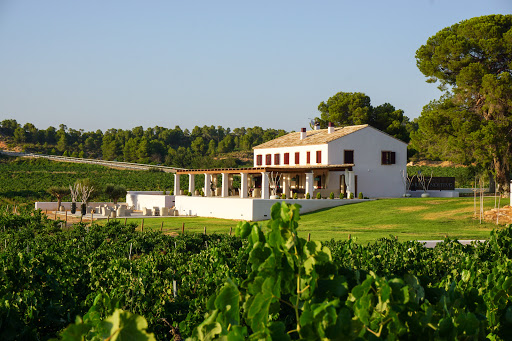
[0,121,286,168]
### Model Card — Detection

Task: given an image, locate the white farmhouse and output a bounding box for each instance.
[130,123,408,220]
[252,123,407,198]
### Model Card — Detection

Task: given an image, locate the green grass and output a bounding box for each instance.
[295,197,496,243]
[109,216,239,235]
[101,197,500,244]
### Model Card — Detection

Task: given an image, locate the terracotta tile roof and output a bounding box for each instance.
[253,125,369,149]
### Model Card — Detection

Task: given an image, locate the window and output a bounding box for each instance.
[284,153,289,165]
[316,151,322,164]
[295,152,300,164]
[306,151,311,164]
[344,150,354,164]
[265,154,271,165]
[274,153,280,165]
[381,151,396,165]
[256,155,262,166]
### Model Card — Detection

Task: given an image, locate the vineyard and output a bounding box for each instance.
[1,203,512,340]
[0,155,174,205]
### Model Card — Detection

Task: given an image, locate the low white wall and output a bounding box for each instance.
[175,196,254,220]
[126,194,175,210]
[35,202,116,210]
[252,198,366,221]
[407,190,459,198]
[174,196,367,221]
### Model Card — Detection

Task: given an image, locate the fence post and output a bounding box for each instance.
[141,219,144,233]
[348,234,351,240]
[229,226,232,236]
[203,226,206,235]
[173,280,177,298]
[161,221,164,232]
[124,218,127,226]
[308,233,311,242]
[182,223,185,234]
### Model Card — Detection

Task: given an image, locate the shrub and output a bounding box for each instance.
[339,192,343,199]
[306,193,310,199]
[349,192,354,199]
[293,193,298,199]
[281,193,286,199]
[329,192,334,199]
[358,192,363,199]
[316,192,322,199]
[184,189,189,195]
[187,192,192,196]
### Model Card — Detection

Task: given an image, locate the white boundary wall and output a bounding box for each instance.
[126,192,175,210]
[407,190,459,198]
[175,196,367,221]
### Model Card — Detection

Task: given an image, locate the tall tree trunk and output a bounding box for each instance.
[488,171,496,193]
[494,157,510,195]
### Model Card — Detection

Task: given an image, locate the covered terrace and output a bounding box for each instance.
[174,164,355,199]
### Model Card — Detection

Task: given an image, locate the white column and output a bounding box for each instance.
[240,173,248,198]
[282,175,289,198]
[188,174,195,195]
[305,172,314,198]
[174,173,181,196]
[345,169,351,196]
[261,172,270,199]
[221,173,229,197]
[204,173,211,197]
[347,171,355,197]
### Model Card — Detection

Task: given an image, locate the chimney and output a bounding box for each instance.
[300,128,307,140]
[328,122,335,134]
[314,122,321,130]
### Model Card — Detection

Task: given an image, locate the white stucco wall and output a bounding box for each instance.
[126,193,175,210]
[254,144,329,166]
[326,126,407,198]
[174,196,367,221]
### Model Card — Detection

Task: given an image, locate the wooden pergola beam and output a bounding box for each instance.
[175,164,353,175]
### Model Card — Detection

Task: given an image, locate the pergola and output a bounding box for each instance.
[174,164,354,199]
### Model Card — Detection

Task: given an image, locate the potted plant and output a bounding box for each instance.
[76,180,95,216]
[316,192,322,199]
[417,171,433,198]
[69,184,80,214]
[268,172,281,199]
[306,193,311,199]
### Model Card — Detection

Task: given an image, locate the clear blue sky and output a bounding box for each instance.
[0,0,510,133]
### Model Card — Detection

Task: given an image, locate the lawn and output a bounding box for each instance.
[295,197,497,243]
[98,197,500,244]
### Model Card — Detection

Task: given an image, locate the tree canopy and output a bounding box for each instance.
[413,14,512,191]
[315,91,410,141]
